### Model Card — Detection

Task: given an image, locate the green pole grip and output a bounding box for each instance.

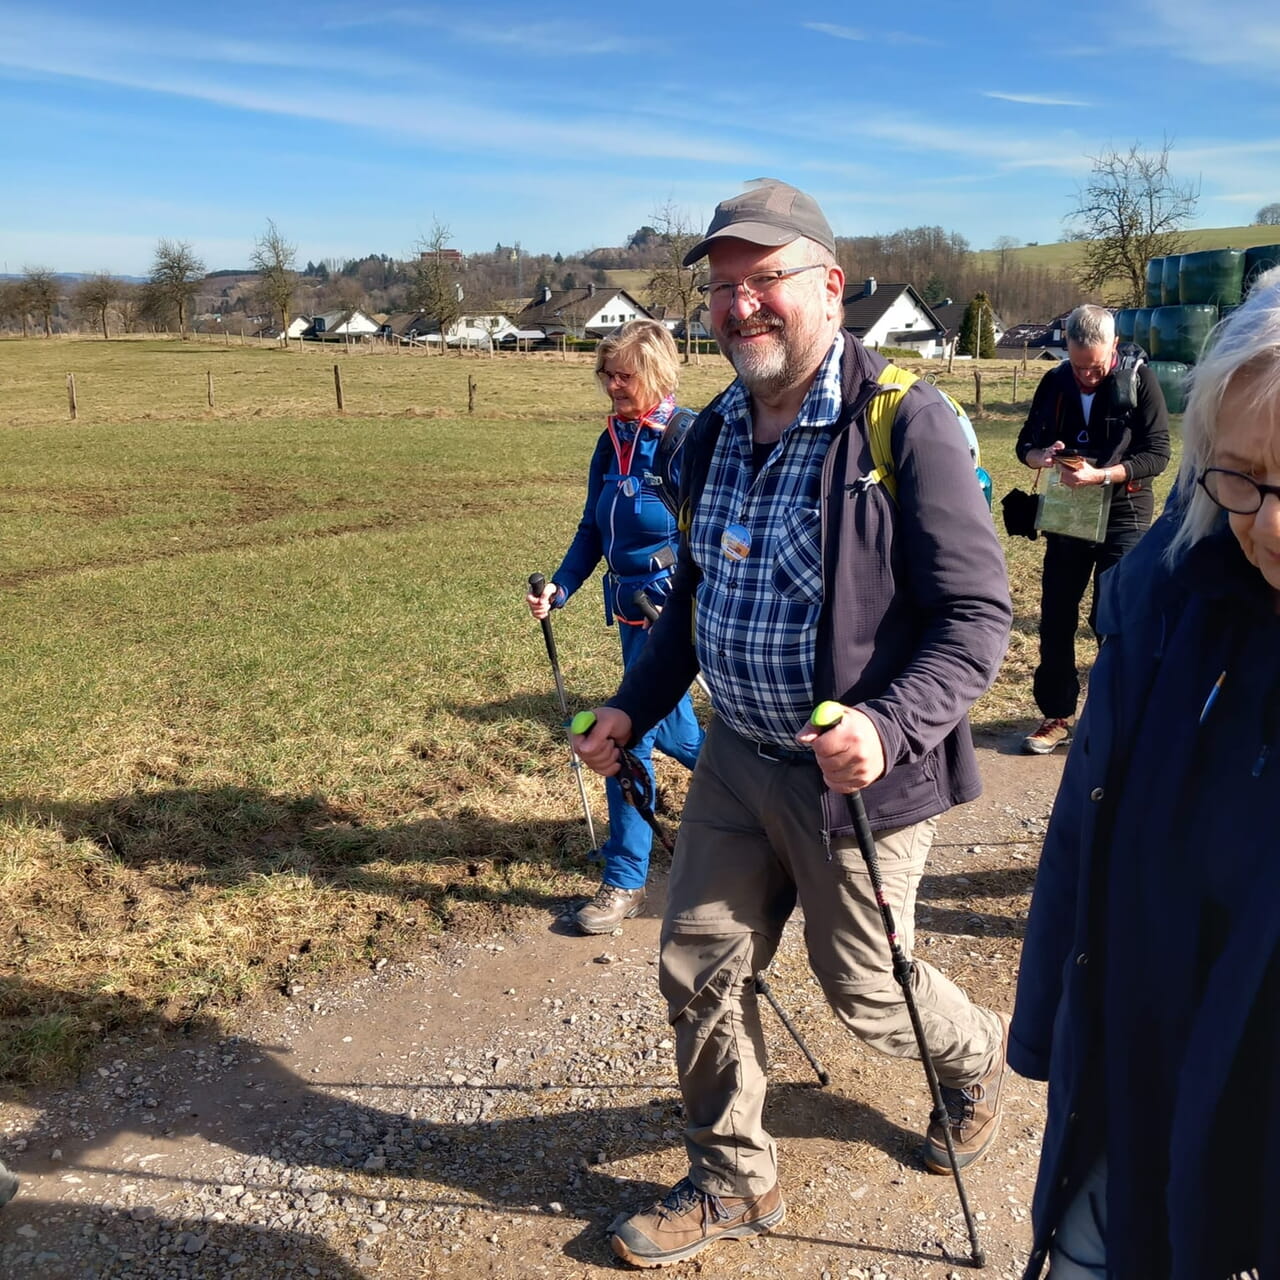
[570,710,597,736]
[810,701,844,732]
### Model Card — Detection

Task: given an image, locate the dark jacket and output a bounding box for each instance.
[1015,360,1170,529]
[609,332,1012,834]
[1009,513,1280,1279]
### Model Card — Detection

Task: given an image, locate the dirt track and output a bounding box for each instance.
[0,739,1066,1279]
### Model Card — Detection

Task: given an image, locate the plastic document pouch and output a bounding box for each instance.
[1035,466,1112,543]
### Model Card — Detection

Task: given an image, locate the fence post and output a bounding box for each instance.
[947,343,955,374]
[468,374,477,413]
[333,364,345,413]
[207,370,214,409]
[1012,368,1020,405]
[67,372,78,420]
[973,369,984,417]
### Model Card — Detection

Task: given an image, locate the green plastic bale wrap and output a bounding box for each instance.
[1244,244,1280,295]
[1148,360,1190,414]
[1178,248,1246,306]
[1115,308,1138,345]
[1145,258,1165,307]
[1149,304,1218,364]
[1132,307,1156,354]
[1161,255,1183,305]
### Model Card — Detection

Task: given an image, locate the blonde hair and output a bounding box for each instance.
[1167,265,1280,565]
[595,319,679,410]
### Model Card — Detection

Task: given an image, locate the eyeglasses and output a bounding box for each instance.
[599,369,635,385]
[696,263,826,304]
[1198,467,1280,514]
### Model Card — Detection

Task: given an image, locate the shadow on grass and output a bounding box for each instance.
[1,1002,943,1272]
[1,786,597,904]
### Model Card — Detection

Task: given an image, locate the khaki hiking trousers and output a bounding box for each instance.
[659,717,1004,1196]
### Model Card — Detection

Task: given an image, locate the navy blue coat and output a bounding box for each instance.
[1010,512,1280,1279]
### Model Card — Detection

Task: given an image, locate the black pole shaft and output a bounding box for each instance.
[754,972,829,1086]
[529,573,598,853]
[849,791,985,1268]
[630,589,712,699]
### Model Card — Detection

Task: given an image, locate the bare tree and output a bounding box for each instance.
[23,266,60,337]
[0,280,33,336]
[250,219,299,339]
[646,202,703,363]
[1066,138,1199,306]
[407,221,462,355]
[114,281,145,333]
[1257,202,1280,226]
[150,238,206,337]
[74,272,122,339]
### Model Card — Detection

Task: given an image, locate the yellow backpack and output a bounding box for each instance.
[865,365,980,504]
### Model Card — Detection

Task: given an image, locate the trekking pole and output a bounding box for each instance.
[630,590,712,700]
[570,711,829,1088]
[753,973,829,1086]
[528,573,599,855]
[808,702,985,1268]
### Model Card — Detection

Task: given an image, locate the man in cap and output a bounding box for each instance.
[573,180,1013,1267]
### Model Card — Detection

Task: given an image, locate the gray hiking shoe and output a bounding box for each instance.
[611,1176,785,1268]
[574,884,646,935]
[0,1160,18,1208]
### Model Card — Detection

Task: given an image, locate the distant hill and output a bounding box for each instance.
[972,225,1280,283]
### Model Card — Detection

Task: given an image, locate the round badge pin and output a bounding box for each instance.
[721,523,751,561]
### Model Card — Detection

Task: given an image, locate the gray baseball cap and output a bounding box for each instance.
[682,179,836,267]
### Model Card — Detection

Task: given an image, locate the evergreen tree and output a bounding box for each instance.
[958,291,996,358]
[922,273,947,306]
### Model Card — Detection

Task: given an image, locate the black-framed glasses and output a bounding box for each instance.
[695,263,825,304]
[1198,467,1280,514]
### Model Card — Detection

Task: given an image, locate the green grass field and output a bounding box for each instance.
[971,224,1280,277]
[0,336,1179,1085]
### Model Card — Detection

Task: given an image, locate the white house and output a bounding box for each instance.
[841,279,947,358]
[518,284,653,339]
[308,309,380,341]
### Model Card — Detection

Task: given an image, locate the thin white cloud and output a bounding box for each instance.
[803,22,866,40]
[1063,0,1280,77]
[984,91,1093,108]
[0,7,757,167]
[326,5,636,56]
[803,21,936,46]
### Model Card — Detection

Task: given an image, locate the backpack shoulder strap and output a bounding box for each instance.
[1113,365,1139,412]
[865,364,920,503]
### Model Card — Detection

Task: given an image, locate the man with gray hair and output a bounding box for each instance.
[573,179,1012,1267]
[1015,303,1170,754]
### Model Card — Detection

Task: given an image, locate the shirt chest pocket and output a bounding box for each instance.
[770,505,823,604]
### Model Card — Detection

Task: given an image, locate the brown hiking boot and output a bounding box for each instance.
[1022,716,1070,755]
[574,884,646,935]
[610,1176,785,1268]
[924,1013,1010,1174]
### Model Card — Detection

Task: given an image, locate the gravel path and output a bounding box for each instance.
[0,744,1064,1278]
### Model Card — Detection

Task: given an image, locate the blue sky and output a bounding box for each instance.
[2,1,1278,276]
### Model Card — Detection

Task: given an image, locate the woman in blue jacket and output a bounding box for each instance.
[1010,268,1280,1278]
[526,320,703,935]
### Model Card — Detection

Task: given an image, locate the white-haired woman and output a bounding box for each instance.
[1010,268,1280,1278]
[526,320,703,935]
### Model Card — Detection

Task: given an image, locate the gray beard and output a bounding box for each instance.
[725,332,797,397]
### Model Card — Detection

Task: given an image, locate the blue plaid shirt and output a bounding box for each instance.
[691,334,846,747]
